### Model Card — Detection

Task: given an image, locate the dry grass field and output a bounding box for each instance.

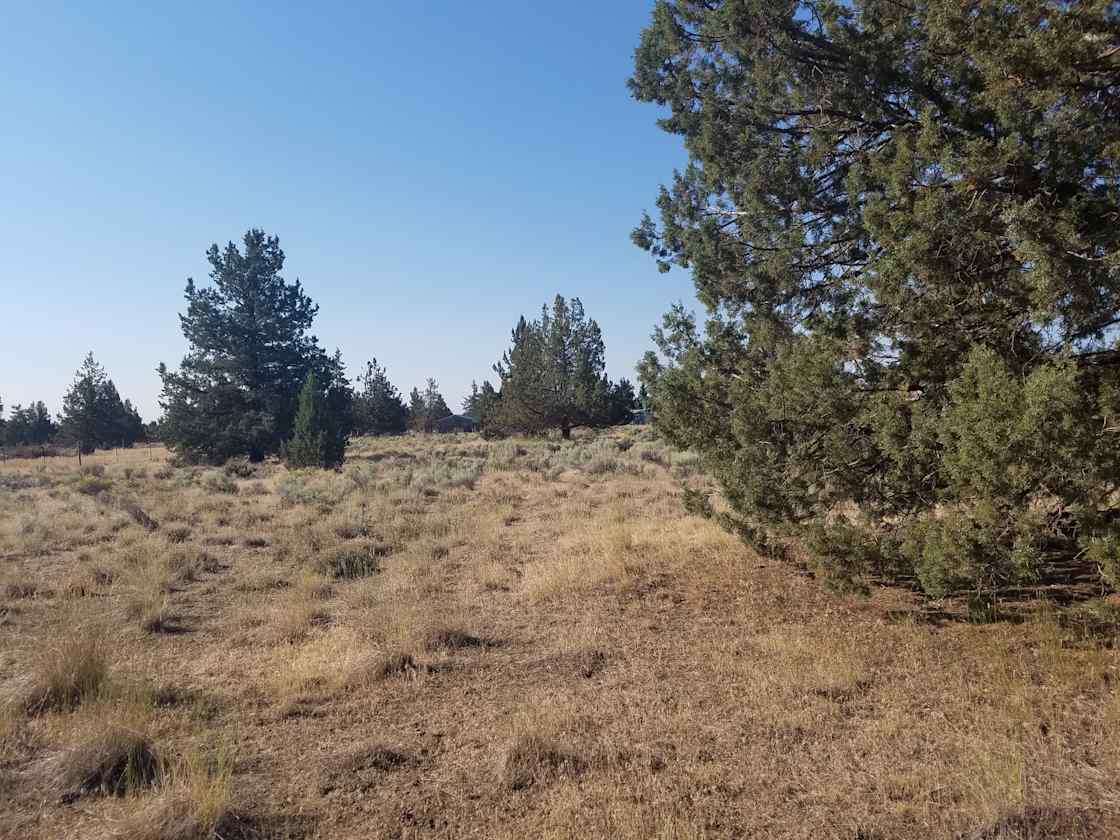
[1,428,1119,840]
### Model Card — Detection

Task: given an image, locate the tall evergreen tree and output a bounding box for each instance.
[425,379,451,425]
[462,381,482,421]
[59,353,111,456]
[286,371,349,468]
[18,402,58,446]
[606,378,639,426]
[407,387,425,431]
[476,380,502,437]
[158,229,345,463]
[409,378,451,433]
[630,1,1120,595]
[99,381,145,447]
[492,295,612,438]
[353,358,408,435]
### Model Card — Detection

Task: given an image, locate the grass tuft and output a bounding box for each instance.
[41,725,159,799]
[5,634,110,715]
[499,732,585,791]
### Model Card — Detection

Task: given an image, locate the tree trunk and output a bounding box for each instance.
[561,426,571,440]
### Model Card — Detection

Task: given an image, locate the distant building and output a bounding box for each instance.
[434,414,476,434]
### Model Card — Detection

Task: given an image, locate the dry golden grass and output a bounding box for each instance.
[112,742,233,840]
[3,629,111,715]
[1,434,1118,839]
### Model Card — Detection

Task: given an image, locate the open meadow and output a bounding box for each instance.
[2,429,1119,840]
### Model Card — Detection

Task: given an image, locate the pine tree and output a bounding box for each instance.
[158,229,346,463]
[59,353,111,457]
[286,371,350,468]
[406,381,451,433]
[287,373,327,468]
[407,387,425,431]
[475,381,503,437]
[492,295,612,438]
[630,1,1120,595]
[462,381,482,421]
[606,378,639,426]
[28,402,56,445]
[354,358,408,435]
[2,402,58,448]
[97,381,145,448]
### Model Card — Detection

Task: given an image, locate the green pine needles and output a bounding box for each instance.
[631,1,1120,597]
[286,372,349,469]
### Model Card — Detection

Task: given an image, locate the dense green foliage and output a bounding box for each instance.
[605,378,641,426]
[462,381,483,421]
[353,359,408,435]
[631,1,1120,595]
[1,401,57,447]
[408,379,452,433]
[286,372,350,468]
[59,353,144,453]
[158,230,348,463]
[488,296,615,439]
[475,380,503,437]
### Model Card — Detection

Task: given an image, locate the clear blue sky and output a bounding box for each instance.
[0,2,689,420]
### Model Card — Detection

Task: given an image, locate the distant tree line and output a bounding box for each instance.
[0,400,55,447]
[4,231,640,468]
[1,353,146,455]
[146,230,639,469]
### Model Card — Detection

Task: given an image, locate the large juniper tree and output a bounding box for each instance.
[158,230,346,463]
[631,1,1120,595]
[492,296,613,438]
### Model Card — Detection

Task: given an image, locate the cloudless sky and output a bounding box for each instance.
[0,1,691,419]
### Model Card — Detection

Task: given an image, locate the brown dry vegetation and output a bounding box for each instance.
[1,429,1118,839]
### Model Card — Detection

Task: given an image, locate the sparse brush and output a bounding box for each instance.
[421,625,484,651]
[3,579,38,599]
[76,474,113,495]
[123,557,172,633]
[635,444,670,468]
[164,525,192,544]
[119,499,159,531]
[223,458,256,479]
[268,570,333,643]
[343,650,424,686]
[165,547,202,584]
[499,732,585,791]
[270,600,330,644]
[114,741,232,840]
[313,542,385,579]
[319,741,412,794]
[40,723,159,799]
[5,633,110,715]
[372,651,423,680]
[202,473,238,495]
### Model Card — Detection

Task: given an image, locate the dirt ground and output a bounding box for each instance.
[1,429,1118,839]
